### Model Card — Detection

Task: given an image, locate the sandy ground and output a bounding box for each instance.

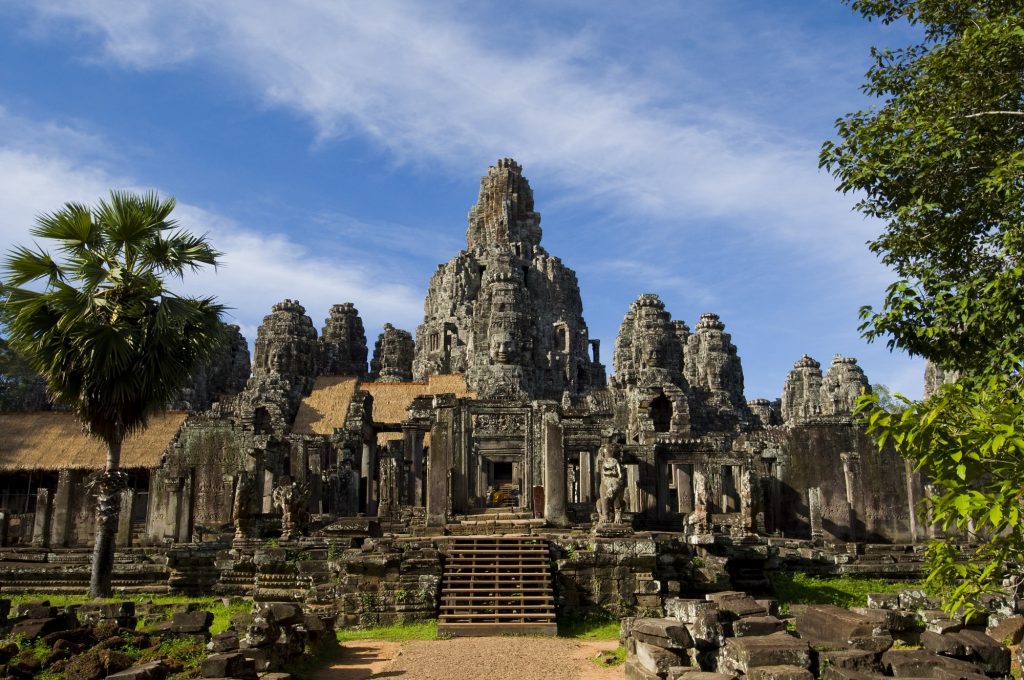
[312,637,624,680]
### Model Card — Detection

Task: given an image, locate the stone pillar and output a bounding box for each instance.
[739,468,760,533]
[841,452,861,542]
[904,459,919,543]
[924,484,941,539]
[365,443,378,516]
[405,428,425,507]
[689,466,709,531]
[175,476,192,543]
[49,470,76,547]
[579,450,592,503]
[543,415,569,527]
[426,414,452,528]
[626,465,640,513]
[808,486,823,541]
[117,488,134,547]
[0,512,7,547]
[31,488,51,547]
[675,464,694,514]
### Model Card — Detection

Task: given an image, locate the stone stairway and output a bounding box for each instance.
[438,535,557,636]
[445,508,546,535]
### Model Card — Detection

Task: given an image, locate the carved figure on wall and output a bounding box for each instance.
[489,330,518,365]
[233,472,257,540]
[378,456,398,518]
[271,479,309,540]
[596,434,626,525]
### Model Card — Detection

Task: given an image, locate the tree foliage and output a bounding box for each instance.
[822,0,1024,618]
[0,190,224,596]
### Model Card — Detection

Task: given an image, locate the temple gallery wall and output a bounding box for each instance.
[0,160,941,610]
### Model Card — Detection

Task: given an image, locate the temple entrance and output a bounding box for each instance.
[481,459,521,508]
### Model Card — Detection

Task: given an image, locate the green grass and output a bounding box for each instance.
[591,645,627,668]
[335,620,439,642]
[5,593,251,634]
[557,614,621,640]
[771,573,924,610]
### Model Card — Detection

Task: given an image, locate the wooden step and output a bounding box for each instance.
[437,535,557,637]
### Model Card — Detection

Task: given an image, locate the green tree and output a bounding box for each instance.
[821,0,1024,618]
[0,191,224,597]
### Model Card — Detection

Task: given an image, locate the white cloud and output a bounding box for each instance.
[0,109,424,349]
[23,0,881,281]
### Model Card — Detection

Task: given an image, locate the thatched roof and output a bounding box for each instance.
[0,411,187,471]
[293,374,473,437]
[362,375,474,425]
[292,377,360,436]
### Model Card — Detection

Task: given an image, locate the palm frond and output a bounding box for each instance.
[2,245,63,287]
[31,203,100,252]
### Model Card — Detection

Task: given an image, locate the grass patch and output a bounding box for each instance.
[591,645,627,667]
[557,614,621,640]
[336,620,438,642]
[772,573,923,610]
[6,593,251,634]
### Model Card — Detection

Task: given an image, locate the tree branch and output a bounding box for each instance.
[963,110,1024,118]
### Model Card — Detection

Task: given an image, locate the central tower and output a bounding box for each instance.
[413,159,605,399]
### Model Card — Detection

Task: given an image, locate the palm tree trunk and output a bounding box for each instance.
[90,431,122,598]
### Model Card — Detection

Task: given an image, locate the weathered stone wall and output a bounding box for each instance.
[774,422,916,542]
[369,324,414,382]
[320,303,368,378]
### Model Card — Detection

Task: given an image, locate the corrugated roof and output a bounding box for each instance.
[292,376,360,436]
[0,411,187,471]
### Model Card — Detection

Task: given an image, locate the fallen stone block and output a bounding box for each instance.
[733,616,785,637]
[208,632,240,653]
[796,605,877,645]
[748,665,814,680]
[851,607,919,633]
[847,632,893,654]
[899,590,941,611]
[665,599,724,650]
[954,628,1010,676]
[625,657,662,680]
[920,631,967,657]
[171,610,214,634]
[267,602,304,627]
[668,671,737,680]
[635,640,687,676]
[632,618,694,650]
[880,649,987,678]
[707,592,768,619]
[201,652,258,680]
[818,649,877,673]
[866,594,900,610]
[11,617,68,640]
[756,599,781,617]
[822,668,889,680]
[985,615,1024,645]
[720,633,811,674]
[106,661,171,680]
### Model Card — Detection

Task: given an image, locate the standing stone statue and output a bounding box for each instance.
[378,456,398,518]
[595,434,626,526]
[271,479,310,541]
[233,472,257,540]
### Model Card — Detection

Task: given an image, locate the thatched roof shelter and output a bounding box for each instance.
[0,411,188,471]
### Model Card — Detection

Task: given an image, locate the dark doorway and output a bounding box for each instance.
[492,462,513,485]
[650,396,672,433]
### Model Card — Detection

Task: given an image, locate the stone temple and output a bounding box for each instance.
[0,160,931,629]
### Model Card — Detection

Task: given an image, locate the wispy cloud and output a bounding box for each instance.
[0,107,424,346]
[21,1,881,280]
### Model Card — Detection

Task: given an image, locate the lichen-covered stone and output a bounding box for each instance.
[820,355,870,416]
[252,299,319,398]
[370,323,414,382]
[684,313,748,431]
[412,159,605,399]
[781,355,823,424]
[320,303,368,377]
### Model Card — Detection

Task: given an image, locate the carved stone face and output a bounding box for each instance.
[489,330,518,364]
[639,336,663,369]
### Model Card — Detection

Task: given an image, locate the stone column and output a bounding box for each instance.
[405,428,425,507]
[426,413,452,528]
[117,488,134,547]
[841,452,861,542]
[579,450,592,503]
[31,488,51,547]
[543,415,569,527]
[175,475,193,543]
[0,512,7,547]
[904,459,919,543]
[364,443,378,516]
[808,486,823,541]
[626,465,640,513]
[49,470,76,547]
[675,464,694,514]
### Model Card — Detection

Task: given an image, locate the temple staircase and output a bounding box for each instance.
[438,535,557,636]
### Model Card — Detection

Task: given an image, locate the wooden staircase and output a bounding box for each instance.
[438,536,558,636]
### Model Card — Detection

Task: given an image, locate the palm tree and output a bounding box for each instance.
[0,191,225,597]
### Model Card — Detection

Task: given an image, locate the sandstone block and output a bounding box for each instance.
[796,605,878,645]
[880,649,986,678]
[954,628,1010,675]
[851,607,918,633]
[632,618,694,650]
[625,658,662,680]
[822,668,888,680]
[669,672,738,680]
[920,631,967,657]
[267,602,304,626]
[707,592,767,619]
[720,633,811,674]
[899,590,941,611]
[11,617,67,640]
[635,639,687,676]
[986,614,1024,645]
[208,632,240,653]
[201,652,258,680]
[818,650,877,673]
[747,665,814,680]
[106,661,171,680]
[171,610,214,634]
[733,616,785,637]
[866,593,900,610]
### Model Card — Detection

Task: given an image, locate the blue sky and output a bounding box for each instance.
[0,1,926,400]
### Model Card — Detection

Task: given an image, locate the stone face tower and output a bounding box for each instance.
[413,159,605,399]
[320,303,368,378]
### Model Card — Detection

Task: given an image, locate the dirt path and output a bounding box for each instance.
[312,637,623,680]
